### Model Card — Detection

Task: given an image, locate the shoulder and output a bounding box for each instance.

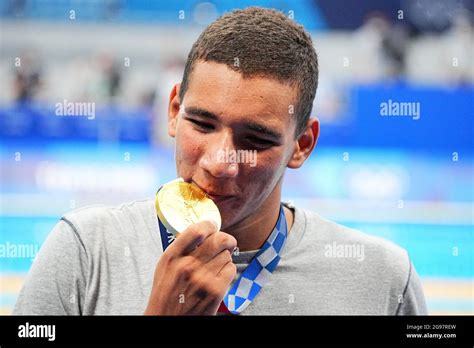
[297,208,411,291]
[305,208,409,261]
[61,199,157,248]
[62,198,155,224]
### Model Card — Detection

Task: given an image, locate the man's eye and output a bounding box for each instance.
[188,119,214,130]
[246,136,274,147]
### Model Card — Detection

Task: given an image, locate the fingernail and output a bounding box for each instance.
[208,220,219,230]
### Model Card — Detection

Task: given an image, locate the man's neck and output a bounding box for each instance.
[225,190,294,252]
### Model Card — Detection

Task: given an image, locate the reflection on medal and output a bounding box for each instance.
[155,178,288,315]
[155,178,222,235]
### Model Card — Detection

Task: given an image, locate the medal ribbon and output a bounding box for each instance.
[157,203,288,315]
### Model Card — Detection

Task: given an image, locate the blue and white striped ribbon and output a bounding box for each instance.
[158,204,288,315]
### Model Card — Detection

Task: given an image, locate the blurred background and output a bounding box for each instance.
[0,0,472,315]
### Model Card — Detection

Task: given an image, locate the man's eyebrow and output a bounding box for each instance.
[244,121,282,139]
[184,105,282,139]
[184,106,219,121]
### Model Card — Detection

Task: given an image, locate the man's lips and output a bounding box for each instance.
[206,193,234,203]
[191,180,235,203]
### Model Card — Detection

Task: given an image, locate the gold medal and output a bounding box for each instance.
[155,178,222,235]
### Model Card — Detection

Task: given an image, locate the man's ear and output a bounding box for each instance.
[168,83,181,138]
[287,117,320,169]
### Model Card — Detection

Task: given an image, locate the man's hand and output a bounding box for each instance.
[144,221,237,315]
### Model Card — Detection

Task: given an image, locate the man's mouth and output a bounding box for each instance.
[206,193,234,203]
[191,180,235,203]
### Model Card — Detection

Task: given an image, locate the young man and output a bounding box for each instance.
[13,7,427,315]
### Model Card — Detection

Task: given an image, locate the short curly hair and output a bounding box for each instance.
[179,6,319,137]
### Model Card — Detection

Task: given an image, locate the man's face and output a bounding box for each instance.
[168,61,299,230]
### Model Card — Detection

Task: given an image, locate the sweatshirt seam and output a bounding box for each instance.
[61,217,89,260]
[395,252,412,315]
[282,207,308,257]
[60,217,89,315]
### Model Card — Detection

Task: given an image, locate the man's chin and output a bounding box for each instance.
[217,203,242,231]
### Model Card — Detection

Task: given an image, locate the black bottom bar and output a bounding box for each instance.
[1,315,472,346]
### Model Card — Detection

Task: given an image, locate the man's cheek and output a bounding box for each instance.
[253,155,282,178]
[257,160,285,192]
[176,131,202,167]
[244,168,275,195]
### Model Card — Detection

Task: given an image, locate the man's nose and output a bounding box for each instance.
[199,133,239,178]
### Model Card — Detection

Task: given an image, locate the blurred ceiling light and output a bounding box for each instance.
[193,2,218,26]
